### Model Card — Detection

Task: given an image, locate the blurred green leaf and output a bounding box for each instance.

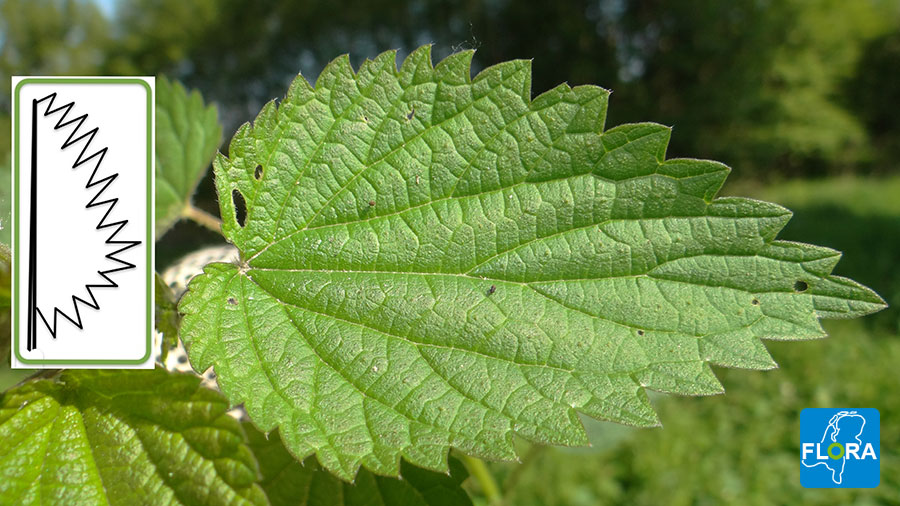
[154,272,180,362]
[0,243,10,366]
[0,153,10,246]
[155,75,222,239]
[0,368,268,505]
[246,426,472,506]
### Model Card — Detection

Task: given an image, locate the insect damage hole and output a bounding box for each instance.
[793,280,809,293]
[254,164,263,180]
[232,189,247,227]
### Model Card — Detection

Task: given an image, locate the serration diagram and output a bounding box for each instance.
[26,92,142,351]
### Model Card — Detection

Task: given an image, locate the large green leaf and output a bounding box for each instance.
[156,76,222,239]
[0,369,268,505]
[179,46,885,480]
[246,426,471,506]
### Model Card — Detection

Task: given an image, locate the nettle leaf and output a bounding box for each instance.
[179,46,885,480]
[246,426,471,506]
[0,369,268,505]
[156,76,222,239]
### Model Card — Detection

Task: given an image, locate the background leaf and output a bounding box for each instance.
[156,75,222,239]
[0,368,269,506]
[246,426,471,506]
[179,46,885,480]
[0,153,10,246]
[155,271,181,363]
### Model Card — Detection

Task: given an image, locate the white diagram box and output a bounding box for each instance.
[11,77,154,368]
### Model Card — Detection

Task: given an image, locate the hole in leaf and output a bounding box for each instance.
[232,189,247,227]
[793,280,809,293]
[254,164,263,180]
[637,330,645,336]
[751,298,760,306]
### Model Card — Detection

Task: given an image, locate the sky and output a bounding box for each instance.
[92,0,117,16]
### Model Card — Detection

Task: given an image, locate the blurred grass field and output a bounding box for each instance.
[465,174,899,506]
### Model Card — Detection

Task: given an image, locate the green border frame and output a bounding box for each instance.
[13,78,153,365]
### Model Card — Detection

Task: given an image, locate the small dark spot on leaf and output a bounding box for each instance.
[363,114,369,122]
[794,280,808,292]
[368,200,376,207]
[232,189,247,227]
[637,330,645,336]
[751,298,760,306]
[487,285,496,295]
[254,164,263,180]
[227,297,237,305]
[406,106,415,120]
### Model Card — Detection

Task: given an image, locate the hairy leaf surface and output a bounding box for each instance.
[156,76,222,238]
[246,426,471,506]
[0,369,268,505]
[180,46,885,480]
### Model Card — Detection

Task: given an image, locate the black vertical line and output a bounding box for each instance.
[27,99,38,351]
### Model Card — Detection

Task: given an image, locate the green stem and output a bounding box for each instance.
[183,204,223,235]
[502,444,545,495]
[461,455,502,505]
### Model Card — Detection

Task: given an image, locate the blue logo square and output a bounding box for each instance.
[800,408,880,488]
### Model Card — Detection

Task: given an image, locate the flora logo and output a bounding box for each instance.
[801,408,880,488]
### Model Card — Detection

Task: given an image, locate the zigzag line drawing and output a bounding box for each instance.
[27,92,142,350]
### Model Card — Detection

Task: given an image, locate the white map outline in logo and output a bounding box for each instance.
[801,410,866,484]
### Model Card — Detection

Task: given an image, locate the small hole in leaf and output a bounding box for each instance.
[254,164,263,180]
[227,297,237,305]
[751,298,760,306]
[232,189,247,227]
[793,280,809,293]
[637,330,645,336]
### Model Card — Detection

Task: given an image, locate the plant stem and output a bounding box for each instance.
[183,204,222,235]
[460,455,502,505]
[501,444,545,495]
